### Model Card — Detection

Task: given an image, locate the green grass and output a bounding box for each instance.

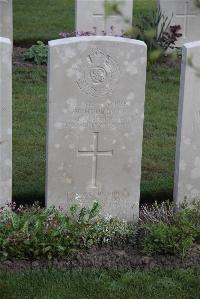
[12,61,180,203]
[0,268,199,299]
[13,0,156,45]
[13,0,75,45]
[134,0,156,15]
[13,66,47,203]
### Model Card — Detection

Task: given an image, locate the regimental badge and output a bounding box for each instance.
[77,48,120,97]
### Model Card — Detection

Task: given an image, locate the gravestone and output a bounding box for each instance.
[158,0,200,47]
[174,41,200,205]
[76,0,133,35]
[46,36,147,221]
[0,0,13,41]
[0,37,12,206]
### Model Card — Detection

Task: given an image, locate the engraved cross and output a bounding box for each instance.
[77,132,113,188]
[176,1,197,38]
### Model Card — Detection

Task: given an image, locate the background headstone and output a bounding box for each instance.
[174,40,200,205]
[158,0,200,47]
[76,0,133,35]
[0,0,13,42]
[46,36,147,222]
[0,37,12,206]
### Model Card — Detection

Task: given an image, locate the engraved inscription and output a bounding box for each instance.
[77,48,120,97]
[67,190,130,201]
[63,99,135,129]
[77,132,113,188]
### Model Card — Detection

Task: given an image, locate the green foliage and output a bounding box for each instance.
[0,201,200,260]
[177,200,200,244]
[143,222,194,257]
[142,201,200,257]
[0,202,132,260]
[124,8,182,62]
[24,41,48,65]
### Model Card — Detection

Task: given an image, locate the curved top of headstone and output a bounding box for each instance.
[181,40,200,63]
[0,37,11,44]
[183,40,200,49]
[48,36,146,48]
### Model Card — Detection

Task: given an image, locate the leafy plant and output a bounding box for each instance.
[0,202,133,260]
[143,222,194,257]
[141,200,200,257]
[124,8,182,62]
[24,41,48,65]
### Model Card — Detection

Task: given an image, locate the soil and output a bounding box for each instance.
[0,244,199,272]
[12,47,46,69]
[13,47,29,67]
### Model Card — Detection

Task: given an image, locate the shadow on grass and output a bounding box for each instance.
[140,191,173,207]
[12,190,173,208]
[13,194,45,208]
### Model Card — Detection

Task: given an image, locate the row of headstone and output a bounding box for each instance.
[1,0,200,48]
[76,0,200,47]
[76,0,133,35]
[158,0,200,47]
[0,0,13,42]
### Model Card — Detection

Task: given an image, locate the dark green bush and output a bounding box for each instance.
[142,201,200,257]
[24,41,48,65]
[143,223,194,257]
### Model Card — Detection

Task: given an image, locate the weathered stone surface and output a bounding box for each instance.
[158,0,200,47]
[174,41,200,205]
[76,0,133,35]
[0,0,13,41]
[46,36,147,222]
[0,37,12,206]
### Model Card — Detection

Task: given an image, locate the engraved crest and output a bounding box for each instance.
[77,48,120,97]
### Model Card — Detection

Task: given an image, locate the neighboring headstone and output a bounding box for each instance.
[76,0,133,35]
[158,0,200,47]
[46,36,147,222]
[174,41,200,205]
[0,37,12,206]
[0,0,13,42]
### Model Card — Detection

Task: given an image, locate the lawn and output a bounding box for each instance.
[1,268,200,299]
[13,0,75,45]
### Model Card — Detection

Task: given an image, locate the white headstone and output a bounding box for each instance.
[76,0,133,35]
[174,41,200,205]
[46,36,147,222]
[0,0,13,42]
[0,37,12,206]
[158,0,200,47]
